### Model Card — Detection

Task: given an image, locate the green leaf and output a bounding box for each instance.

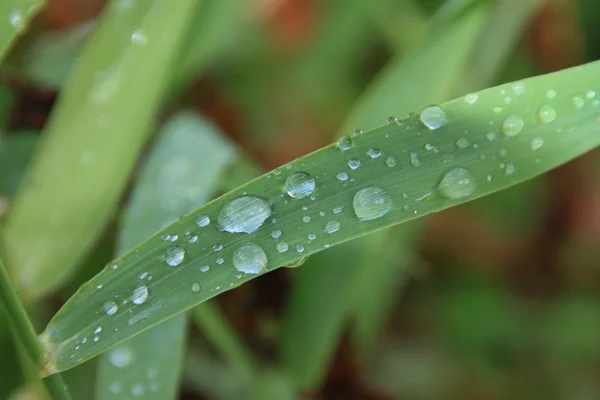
[96,111,236,400]
[0,0,44,61]
[0,133,37,200]
[40,60,600,375]
[1,0,200,300]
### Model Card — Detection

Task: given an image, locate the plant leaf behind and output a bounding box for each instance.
[1,0,200,300]
[41,60,600,375]
[0,0,44,61]
[96,112,237,400]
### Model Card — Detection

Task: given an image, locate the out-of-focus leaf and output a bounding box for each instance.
[40,59,600,375]
[281,6,488,389]
[0,0,44,61]
[96,112,236,400]
[2,0,200,300]
[0,133,37,199]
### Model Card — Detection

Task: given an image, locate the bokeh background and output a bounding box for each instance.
[2,0,600,399]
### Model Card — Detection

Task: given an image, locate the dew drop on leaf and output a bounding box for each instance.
[285,172,315,199]
[109,346,134,368]
[337,135,352,151]
[538,104,557,123]
[531,137,544,150]
[191,283,201,293]
[233,243,267,274]
[325,220,340,234]
[196,214,210,227]
[132,285,149,305]
[276,241,289,253]
[437,168,476,199]
[385,156,396,167]
[367,148,381,159]
[347,158,361,170]
[353,187,392,221]
[419,105,446,130]
[502,114,524,137]
[218,196,272,234]
[103,301,118,316]
[336,171,349,181]
[165,246,185,267]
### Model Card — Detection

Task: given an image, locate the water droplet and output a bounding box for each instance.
[333,205,344,214]
[437,168,476,199]
[188,235,198,243]
[104,301,118,316]
[197,214,210,227]
[109,346,133,368]
[502,114,524,137]
[132,285,148,305]
[213,243,223,252]
[455,137,470,148]
[573,95,585,109]
[276,241,289,253]
[296,244,305,253]
[538,104,556,123]
[464,93,478,104]
[385,156,396,167]
[504,162,516,176]
[216,257,224,265]
[9,9,23,29]
[337,135,352,151]
[200,265,210,273]
[354,129,363,136]
[546,89,557,99]
[285,172,315,199]
[367,148,381,159]
[347,158,360,170]
[218,196,272,234]
[410,152,421,167]
[499,148,508,158]
[336,171,349,181]
[353,187,392,221]
[94,326,103,334]
[586,90,596,100]
[487,174,493,182]
[233,243,267,274]
[271,230,282,239]
[419,105,446,130]
[486,132,497,141]
[325,220,340,234]
[425,143,435,151]
[303,215,311,223]
[191,283,201,293]
[165,246,185,267]
[531,137,544,150]
[131,29,147,46]
[511,81,525,96]
[308,233,317,240]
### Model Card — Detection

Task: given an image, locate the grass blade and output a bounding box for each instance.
[0,0,44,61]
[40,60,600,375]
[281,7,488,388]
[96,111,236,400]
[1,0,200,300]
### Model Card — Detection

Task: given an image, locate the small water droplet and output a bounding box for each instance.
[546,89,557,99]
[9,9,23,29]
[337,136,352,151]
[197,214,210,227]
[385,156,396,167]
[200,265,210,273]
[308,233,317,240]
[233,243,267,274]
[325,220,340,234]
[437,168,476,199]
[132,285,149,305]
[131,29,147,46]
[486,132,497,141]
[216,257,224,265]
[353,129,363,136]
[218,196,272,234]
[502,114,524,137]
[499,148,508,158]
[336,171,349,181]
[347,158,360,170]
[165,246,185,267]
[213,243,223,252]
[464,93,478,104]
[410,152,421,167]
[504,162,516,176]
[104,301,118,315]
[531,137,544,150]
[271,230,282,239]
[353,187,392,221]
[138,272,148,279]
[487,174,493,182]
[333,205,344,214]
[455,137,470,148]
[188,235,198,243]
[511,81,525,96]
[285,172,315,199]
[191,283,201,293]
[303,215,311,223]
[425,143,435,151]
[276,241,289,253]
[367,148,381,159]
[94,326,102,334]
[296,244,305,253]
[538,104,556,123]
[586,90,596,100]
[419,105,446,130]
[573,95,585,109]
[109,346,134,368]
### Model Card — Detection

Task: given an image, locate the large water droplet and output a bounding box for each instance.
[165,246,185,267]
[353,187,392,221]
[337,136,352,151]
[538,104,556,123]
[285,172,315,199]
[502,114,524,137]
[419,105,446,130]
[325,220,340,234]
[233,243,268,274]
[438,168,476,199]
[103,301,118,316]
[132,285,149,305]
[197,214,210,227]
[218,196,272,234]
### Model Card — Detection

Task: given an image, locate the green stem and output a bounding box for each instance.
[0,255,72,400]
